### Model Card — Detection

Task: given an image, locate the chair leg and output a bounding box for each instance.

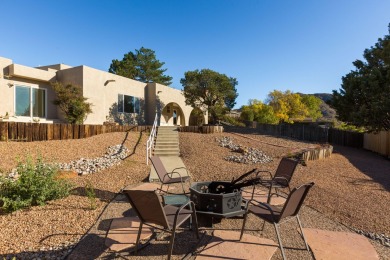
[273,223,287,260]
[192,211,200,239]
[296,215,310,252]
[160,183,168,192]
[260,219,266,231]
[168,229,176,260]
[240,212,249,240]
[135,223,143,254]
[180,181,186,194]
[267,186,273,203]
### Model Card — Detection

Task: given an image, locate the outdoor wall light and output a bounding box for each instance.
[7,83,14,87]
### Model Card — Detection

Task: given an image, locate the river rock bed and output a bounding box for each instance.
[57,144,129,175]
[353,228,390,247]
[216,136,273,164]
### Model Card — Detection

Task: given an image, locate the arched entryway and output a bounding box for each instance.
[189,107,205,126]
[160,102,185,126]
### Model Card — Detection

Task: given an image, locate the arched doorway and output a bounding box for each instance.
[189,107,205,126]
[160,102,185,126]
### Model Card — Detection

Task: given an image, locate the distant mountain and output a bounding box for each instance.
[298,93,336,121]
[313,93,333,103]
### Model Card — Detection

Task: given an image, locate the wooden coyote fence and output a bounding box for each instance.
[227,123,365,148]
[0,122,150,142]
[178,125,224,134]
[364,131,390,157]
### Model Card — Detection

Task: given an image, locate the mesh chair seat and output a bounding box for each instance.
[123,189,199,260]
[241,182,315,260]
[164,204,193,228]
[248,204,282,223]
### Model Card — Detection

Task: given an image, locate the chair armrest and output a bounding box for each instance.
[164,171,183,182]
[272,176,289,187]
[172,167,189,176]
[171,200,195,228]
[255,170,273,180]
[157,187,190,196]
[270,190,288,199]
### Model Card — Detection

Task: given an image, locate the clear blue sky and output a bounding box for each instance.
[1,0,389,108]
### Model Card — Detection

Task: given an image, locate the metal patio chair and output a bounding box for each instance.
[240,182,315,260]
[123,189,200,260]
[150,155,191,193]
[254,157,299,203]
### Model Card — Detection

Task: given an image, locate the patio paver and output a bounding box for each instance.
[104,216,153,252]
[303,228,379,260]
[196,230,277,260]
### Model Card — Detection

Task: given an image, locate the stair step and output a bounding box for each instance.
[154,149,180,154]
[157,135,178,138]
[154,144,179,148]
[153,151,180,156]
[154,146,179,150]
[156,137,179,142]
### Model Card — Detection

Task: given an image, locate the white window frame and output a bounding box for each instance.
[14,85,47,119]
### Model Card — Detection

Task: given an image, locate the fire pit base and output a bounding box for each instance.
[190,181,243,214]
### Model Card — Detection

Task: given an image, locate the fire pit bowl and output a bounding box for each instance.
[189,181,242,214]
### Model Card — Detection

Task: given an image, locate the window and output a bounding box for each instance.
[118,94,140,113]
[15,86,46,117]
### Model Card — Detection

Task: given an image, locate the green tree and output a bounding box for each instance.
[301,94,323,121]
[52,82,92,124]
[266,90,308,123]
[109,47,173,85]
[332,24,390,131]
[181,69,238,123]
[240,99,279,124]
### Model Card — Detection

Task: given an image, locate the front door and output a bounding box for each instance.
[173,110,177,125]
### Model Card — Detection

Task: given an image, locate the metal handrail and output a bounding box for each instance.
[146,113,159,165]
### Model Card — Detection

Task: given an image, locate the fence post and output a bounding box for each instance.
[0,122,8,141]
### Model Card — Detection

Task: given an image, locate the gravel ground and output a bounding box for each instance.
[0,130,389,259]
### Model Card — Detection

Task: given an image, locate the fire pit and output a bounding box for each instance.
[189,169,262,227]
[190,181,242,214]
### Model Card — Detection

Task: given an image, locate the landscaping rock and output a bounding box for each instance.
[216,136,273,164]
[57,144,129,175]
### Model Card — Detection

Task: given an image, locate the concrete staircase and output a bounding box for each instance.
[153,126,180,156]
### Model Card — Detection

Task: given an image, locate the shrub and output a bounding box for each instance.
[220,115,246,127]
[334,122,366,133]
[0,157,73,213]
[85,181,97,210]
[52,81,93,124]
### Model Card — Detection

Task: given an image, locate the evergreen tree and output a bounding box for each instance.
[332,24,390,131]
[181,69,238,123]
[109,47,173,85]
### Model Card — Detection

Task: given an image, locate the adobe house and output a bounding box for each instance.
[0,56,207,126]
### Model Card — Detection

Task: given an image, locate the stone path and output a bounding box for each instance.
[105,217,153,252]
[303,228,379,260]
[195,230,277,260]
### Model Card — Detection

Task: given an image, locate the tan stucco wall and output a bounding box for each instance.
[76,66,147,125]
[1,56,204,126]
[150,83,198,126]
[37,64,73,71]
[0,57,58,122]
[9,64,56,82]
